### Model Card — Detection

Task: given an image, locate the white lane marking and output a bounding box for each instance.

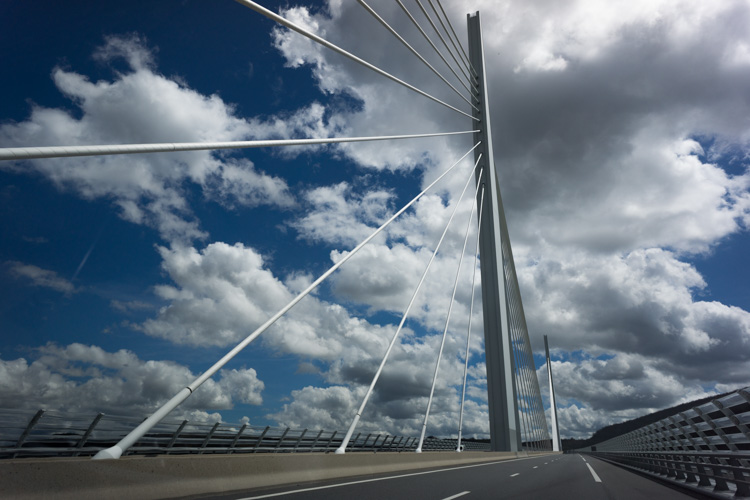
[510,473,520,477]
[442,492,470,500]
[239,456,542,499]
[586,462,602,483]
[533,466,538,469]
[580,455,587,463]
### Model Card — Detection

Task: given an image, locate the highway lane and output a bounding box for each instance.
[200,453,696,500]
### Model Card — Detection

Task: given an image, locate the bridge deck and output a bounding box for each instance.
[1,450,551,499]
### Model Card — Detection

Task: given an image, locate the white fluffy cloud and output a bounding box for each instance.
[0,35,294,243]
[4,0,750,443]
[267,0,750,439]
[134,237,489,437]
[0,343,263,418]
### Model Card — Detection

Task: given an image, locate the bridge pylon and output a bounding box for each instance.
[467,12,522,452]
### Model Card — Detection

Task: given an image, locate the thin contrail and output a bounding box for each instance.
[72,225,105,281]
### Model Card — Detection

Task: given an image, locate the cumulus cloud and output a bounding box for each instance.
[291,182,394,246]
[0,343,263,417]
[0,35,294,243]
[132,237,489,437]
[5,0,750,442]
[266,0,750,439]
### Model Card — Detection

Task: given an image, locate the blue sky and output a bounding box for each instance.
[2,0,750,440]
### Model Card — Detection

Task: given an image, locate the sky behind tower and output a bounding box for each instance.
[1,0,749,440]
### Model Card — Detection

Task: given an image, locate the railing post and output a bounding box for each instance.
[351,432,361,451]
[229,423,247,454]
[391,436,403,451]
[274,428,290,452]
[709,457,730,492]
[294,429,308,452]
[467,10,521,453]
[729,458,750,497]
[253,426,270,453]
[361,433,372,450]
[310,430,323,453]
[325,431,338,451]
[166,420,188,455]
[199,422,221,454]
[14,409,45,458]
[381,435,391,452]
[73,413,104,457]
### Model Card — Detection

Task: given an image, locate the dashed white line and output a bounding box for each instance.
[586,463,602,483]
[237,455,540,499]
[533,466,538,469]
[510,473,520,477]
[442,492,470,500]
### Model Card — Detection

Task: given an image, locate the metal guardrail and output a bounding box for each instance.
[590,451,750,498]
[579,386,750,497]
[0,408,489,459]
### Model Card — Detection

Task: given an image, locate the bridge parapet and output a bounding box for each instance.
[579,386,750,497]
[0,408,490,459]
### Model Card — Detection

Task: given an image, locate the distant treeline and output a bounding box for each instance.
[561,391,729,451]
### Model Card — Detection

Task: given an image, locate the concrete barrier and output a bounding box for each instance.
[1,451,551,499]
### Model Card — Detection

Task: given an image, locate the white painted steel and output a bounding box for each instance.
[356,0,477,111]
[395,0,478,98]
[468,11,521,452]
[336,154,482,455]
[415,0,473,85]
[433,0,477,78]
[416,171,483,453]
[234,0,478,121]
[457,187,485,452]
[0,131,476,161]
[545,335,561,452]
[92,144,479,459]
[425,0,474,81]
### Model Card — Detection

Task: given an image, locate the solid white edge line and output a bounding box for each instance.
[442,491,470,500]
[238,456,544,499]
[586,462,602,483]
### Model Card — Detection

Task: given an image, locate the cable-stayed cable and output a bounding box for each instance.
[433,0,478,78]
[413,0,473,86]
[416,168,483,453]
[92,143,481,460]
[335,153,483,455]
[234,0,478,121]
[395,0,478,98]
[456,185,484,452]
[356,0,477,111]
[425,0,475,81]
[0,131,478,161]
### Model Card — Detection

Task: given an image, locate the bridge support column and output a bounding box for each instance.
[467,12,521,452]
[545,335,562,451]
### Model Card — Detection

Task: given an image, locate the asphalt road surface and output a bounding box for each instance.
[200,453,697,500]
